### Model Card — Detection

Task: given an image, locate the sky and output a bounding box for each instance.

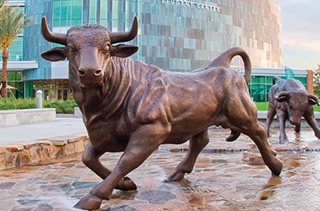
[278,0,320,70]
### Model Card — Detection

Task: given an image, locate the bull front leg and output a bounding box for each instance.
[265,104,276,137]
[82,142,137,191]
[74,124,168,210]
[166,130,209,182]
[277,111,288,144]
[294,122,301,133]
[304,113,320,139]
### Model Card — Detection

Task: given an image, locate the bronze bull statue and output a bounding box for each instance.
[41,16,282,210]
[265,76,320,144]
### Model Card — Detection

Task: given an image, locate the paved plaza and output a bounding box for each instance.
[1,126,320,210]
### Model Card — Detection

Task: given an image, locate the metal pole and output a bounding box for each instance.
[36,90,43,108]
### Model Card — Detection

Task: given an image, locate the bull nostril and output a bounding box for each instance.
[94,70,102,77]
[79,70,86,77]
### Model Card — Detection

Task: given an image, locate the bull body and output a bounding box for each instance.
[41,17,282,210]
[265,77,320,144]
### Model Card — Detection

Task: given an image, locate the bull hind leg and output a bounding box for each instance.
[226,98,282,175]
[166,130,209,182]
[243,121,282,175]
[82,142,137,191]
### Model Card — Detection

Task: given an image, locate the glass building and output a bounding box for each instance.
[0,0,312,101]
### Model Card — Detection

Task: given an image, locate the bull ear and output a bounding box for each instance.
[308,94,320,106]
[41,47,68,61]
[110,44,138,58]
[275,91,289,102]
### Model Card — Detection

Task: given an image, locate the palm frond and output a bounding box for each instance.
[0,5,32,48]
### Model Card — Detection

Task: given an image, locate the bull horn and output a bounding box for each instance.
[275,91,290,100]
[308,94,320,106]
[41,16,67,46]
[110,16,138,44]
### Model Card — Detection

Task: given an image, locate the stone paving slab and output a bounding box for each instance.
[0,129,320,210]
[0,150,320,210]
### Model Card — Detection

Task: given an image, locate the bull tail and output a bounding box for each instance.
[209,47,252,84]
[272,76,282,85]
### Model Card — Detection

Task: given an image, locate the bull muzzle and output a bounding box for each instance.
[78,68,102,77]
[78,65,104,87]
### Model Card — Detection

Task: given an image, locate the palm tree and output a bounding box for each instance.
[0,5,32,98]
[0,0,6,13]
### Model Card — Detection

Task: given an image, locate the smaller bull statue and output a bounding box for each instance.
[41,16,282,210]
[265,76,320,144]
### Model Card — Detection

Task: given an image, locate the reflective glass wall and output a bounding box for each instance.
[23,0,285,99]
[249,76,308,102]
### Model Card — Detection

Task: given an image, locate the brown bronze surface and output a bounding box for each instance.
[41,16,282,210]
[266,76,320,144]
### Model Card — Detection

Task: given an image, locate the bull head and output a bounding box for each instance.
[275,91,319,106]
[275,91,319,125]
[41,16,138,87]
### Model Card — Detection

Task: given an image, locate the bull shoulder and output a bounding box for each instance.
[127,76,171,125]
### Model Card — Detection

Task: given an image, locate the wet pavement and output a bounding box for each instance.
[1,128,320,211]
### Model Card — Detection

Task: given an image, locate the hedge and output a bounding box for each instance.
[0,99,77,114]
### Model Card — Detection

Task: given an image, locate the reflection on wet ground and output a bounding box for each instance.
[1,128,320,211]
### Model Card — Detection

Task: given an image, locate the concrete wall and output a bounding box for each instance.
[0,108,56,127]
[74,107,82,118]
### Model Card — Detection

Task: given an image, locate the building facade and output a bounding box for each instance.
[0,0,311,101]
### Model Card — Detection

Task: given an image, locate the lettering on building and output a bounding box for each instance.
[162,0,221,12]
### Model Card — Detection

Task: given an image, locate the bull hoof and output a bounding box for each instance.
[279,139,288,145]
[270,158,283,177]
[226,131,240,142]
[74,193,102,210]
[115,177,137,191]
[166,171,185,182]
[279,136,289,145]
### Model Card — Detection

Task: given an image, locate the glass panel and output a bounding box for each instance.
[60,0,67,27]
[72,0,82,25]
[101,0,107,26]
[90,0,97,24]
[63,89,68,100]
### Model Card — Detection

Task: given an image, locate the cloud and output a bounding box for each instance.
[283,39,320,52]
[279,0,320,69]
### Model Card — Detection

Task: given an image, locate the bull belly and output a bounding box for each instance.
[163,121,215,145]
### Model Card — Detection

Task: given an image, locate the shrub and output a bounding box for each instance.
[44,100,77,114]
[0,99,77,114]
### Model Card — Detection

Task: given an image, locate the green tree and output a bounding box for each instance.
[0,4,32,98]
[314,65,320,97]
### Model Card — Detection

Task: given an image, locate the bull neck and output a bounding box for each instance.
[81,57,134,122]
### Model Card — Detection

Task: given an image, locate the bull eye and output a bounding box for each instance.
[101,44,110,54]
